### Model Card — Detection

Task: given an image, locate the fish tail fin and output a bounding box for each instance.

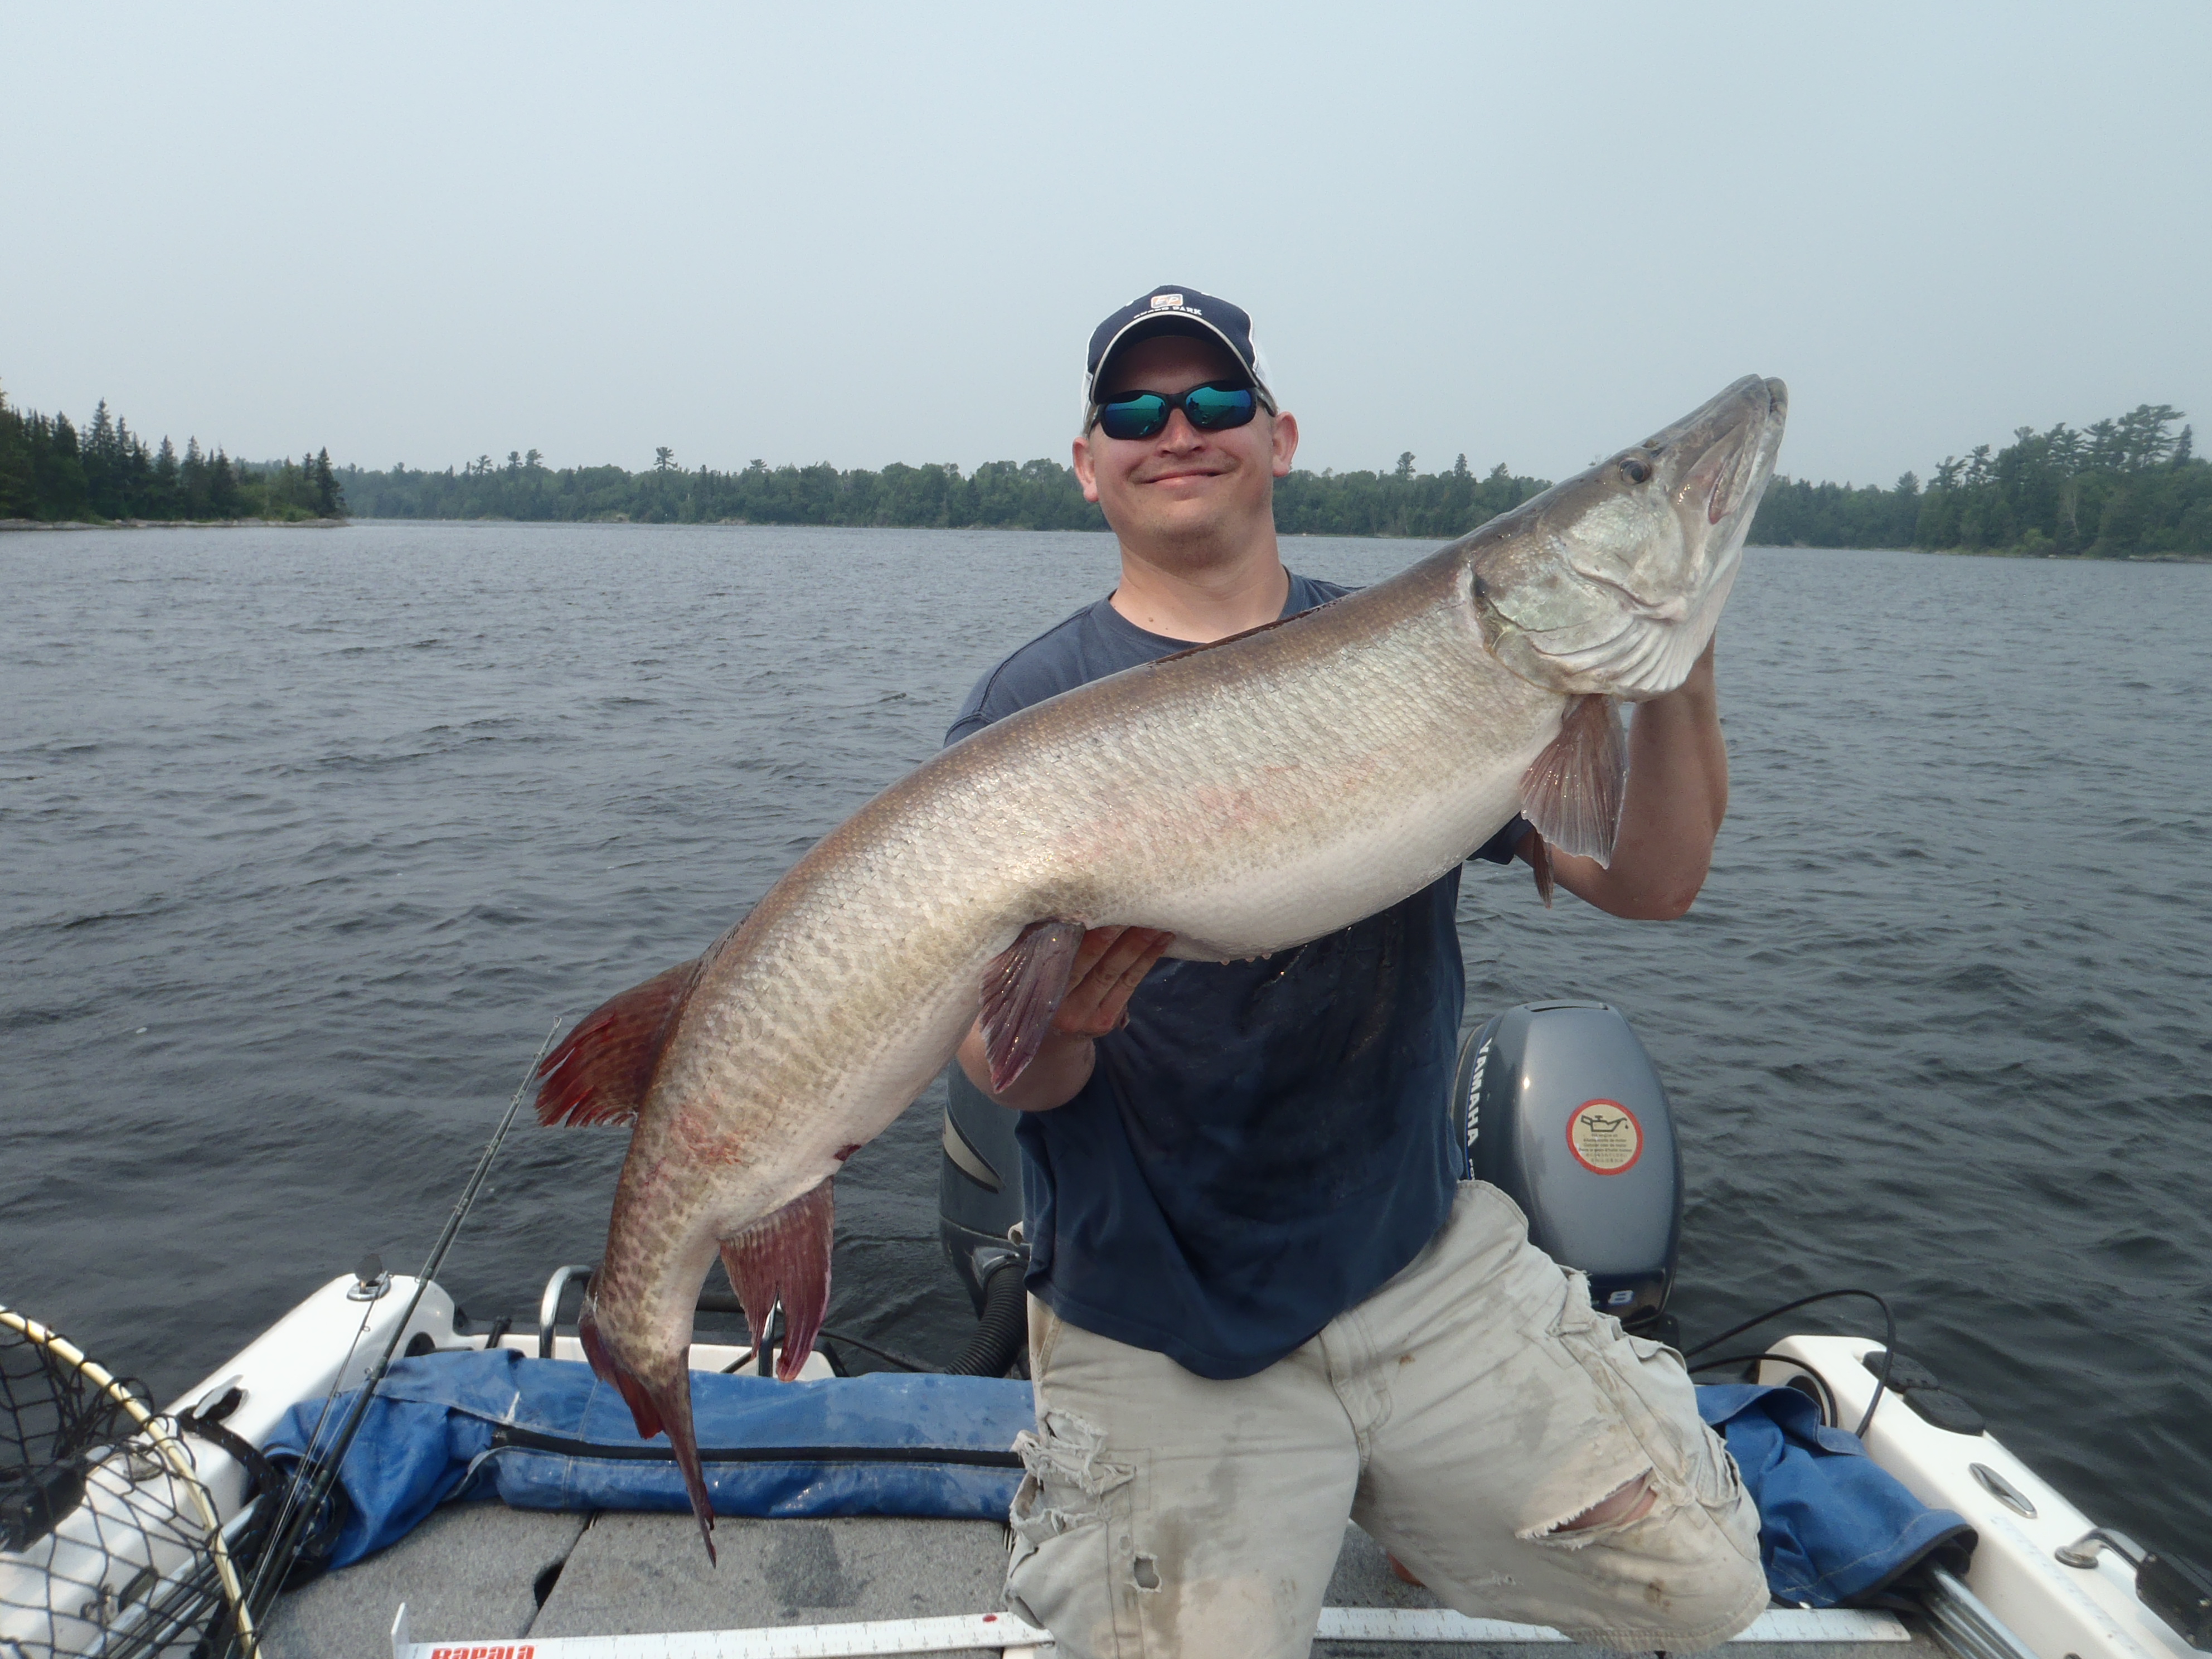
[718,1178,835,1384]
[534,958,705,1128]
[578,1294,717,1563]
[654,1372,717,1564]
[577,1294,663,1437]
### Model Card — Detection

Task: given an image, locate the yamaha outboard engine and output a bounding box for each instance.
[939,1064,1027,1314]
[936,1064,1032,1377]
[1454,1000,1682,1338]
[937,997,1684,1365]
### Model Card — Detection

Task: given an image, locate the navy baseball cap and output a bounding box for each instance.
[1083,284,1277,425]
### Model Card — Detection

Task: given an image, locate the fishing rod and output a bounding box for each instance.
[228,1021,563,1653]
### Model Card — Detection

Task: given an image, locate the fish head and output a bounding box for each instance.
[1466,374,1787,698]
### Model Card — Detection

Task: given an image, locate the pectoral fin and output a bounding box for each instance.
[1527,828,1556,909]
[978,919,1085,1093]
[719,1179,835,1384]
[1519,695,1626,867]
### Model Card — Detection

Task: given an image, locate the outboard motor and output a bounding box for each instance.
[936,1064,1032,1377]
[936,997,1684,1364]
[1454,1000,1682,1338]
[939,1064,1027,1314]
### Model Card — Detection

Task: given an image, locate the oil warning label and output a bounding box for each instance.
[1566,1099,1642,1174]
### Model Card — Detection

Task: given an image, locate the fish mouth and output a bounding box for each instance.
[1692,376,1787,530]
[1471,375,1787,698]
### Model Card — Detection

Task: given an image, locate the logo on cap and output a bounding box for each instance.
[1148,293,1186,311]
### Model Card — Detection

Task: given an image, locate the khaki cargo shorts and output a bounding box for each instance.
[1005,1181,1766,1658]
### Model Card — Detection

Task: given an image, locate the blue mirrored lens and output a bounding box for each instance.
[1182,384,1256,429]
[1099,395,1170,440]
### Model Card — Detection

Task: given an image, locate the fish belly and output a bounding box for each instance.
[1138,760,1535,959]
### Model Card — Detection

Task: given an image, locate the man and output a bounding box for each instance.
[947,286,1760,1657]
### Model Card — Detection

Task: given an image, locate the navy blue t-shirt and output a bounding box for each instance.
[947,575,1526,1380]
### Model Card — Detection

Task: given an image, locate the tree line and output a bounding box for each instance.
[336,446,1554,539]
[10,377,2201,558]
[328,406,2212,559]
[0,386,344,522]
[1748,404,2206,557]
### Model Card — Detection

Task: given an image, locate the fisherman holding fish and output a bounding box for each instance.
[945,288,1767,1656]
[539,288,1786,1655]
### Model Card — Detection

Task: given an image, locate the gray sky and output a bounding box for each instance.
[3,2,2205,487]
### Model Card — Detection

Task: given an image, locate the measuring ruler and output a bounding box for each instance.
[391,1600,1908,1656]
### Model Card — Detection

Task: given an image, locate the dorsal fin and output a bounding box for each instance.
[535,958,704,1128]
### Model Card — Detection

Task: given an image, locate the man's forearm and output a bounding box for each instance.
[957,1022,1096,1112]
[1542,641,1727,920]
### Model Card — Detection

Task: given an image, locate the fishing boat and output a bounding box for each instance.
[4,1002,2205,1659]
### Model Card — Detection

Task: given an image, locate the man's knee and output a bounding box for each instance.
[1555,1471,1657,1535]
[1519,1464,1767,1651]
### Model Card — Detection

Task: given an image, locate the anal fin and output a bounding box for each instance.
[979,920,1085,1092]
[535,958,704,1128]
[719,1180,835,1383]
[1519,695,1627,867]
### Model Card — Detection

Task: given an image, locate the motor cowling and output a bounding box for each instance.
[939,1063,1027,1317]
[1454,1000,1681,1336]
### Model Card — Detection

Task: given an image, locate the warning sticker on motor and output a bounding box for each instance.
[1566,1099,1642,1174]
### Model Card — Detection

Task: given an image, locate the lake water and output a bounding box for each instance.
[2,522,2205,1552]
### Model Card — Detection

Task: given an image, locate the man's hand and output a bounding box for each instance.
[1528,634,1727,919]
[957,925,1175,1112]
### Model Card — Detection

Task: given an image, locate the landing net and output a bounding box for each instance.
[0,1307,256,1658]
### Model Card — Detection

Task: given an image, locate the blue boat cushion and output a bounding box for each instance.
[265,1349,1975,1605]
[263,1347,1033,1568]
[1699,1381,1976,1607]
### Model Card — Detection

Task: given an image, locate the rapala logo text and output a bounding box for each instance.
[428,1647,533,1658]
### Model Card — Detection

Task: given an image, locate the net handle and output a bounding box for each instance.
[0,1304,260,1658]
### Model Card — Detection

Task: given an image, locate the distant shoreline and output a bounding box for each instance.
[3,516,2201,564]
[0,517,347,531]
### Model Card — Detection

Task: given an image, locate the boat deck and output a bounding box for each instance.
[258,1505,1953,1659]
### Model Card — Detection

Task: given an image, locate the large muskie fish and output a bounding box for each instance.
[536,374,1788,1558]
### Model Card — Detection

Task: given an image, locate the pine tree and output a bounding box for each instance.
[181,438,207,516]
[313,447,342,516]
[153,436,180,515]
[0,383,34,518]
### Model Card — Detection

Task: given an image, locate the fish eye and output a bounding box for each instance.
[1619,455,1653,484]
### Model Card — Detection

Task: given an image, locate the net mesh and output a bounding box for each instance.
[0,1314,236,1658]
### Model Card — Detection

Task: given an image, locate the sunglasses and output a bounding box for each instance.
[1093,380,1263,442]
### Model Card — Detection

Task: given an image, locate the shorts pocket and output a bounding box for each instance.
[1004,1409,1141,1652]
[1547,1270,1758,1568]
